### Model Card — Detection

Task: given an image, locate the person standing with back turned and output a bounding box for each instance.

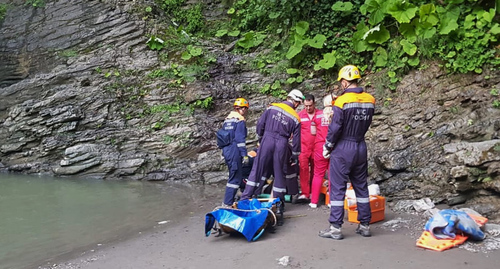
[241,89,305,223]
[221,98,250,207]
[319,65,375,240]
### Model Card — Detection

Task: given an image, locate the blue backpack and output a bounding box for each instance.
[216,128,231,149]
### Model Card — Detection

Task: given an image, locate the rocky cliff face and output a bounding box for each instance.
[1,0,499,220]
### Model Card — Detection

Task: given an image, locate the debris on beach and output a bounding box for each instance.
[277,256,290,266]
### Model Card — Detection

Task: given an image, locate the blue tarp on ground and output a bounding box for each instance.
[205,198,279,242]
[424,209,485,241]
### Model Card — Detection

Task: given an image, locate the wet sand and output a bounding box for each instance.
[40,200,500,269]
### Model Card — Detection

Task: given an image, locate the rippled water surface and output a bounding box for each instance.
[0,174,220,269]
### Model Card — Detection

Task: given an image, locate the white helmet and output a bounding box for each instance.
[323,93,337,107]
[287,89,305,102]
[323,94,333,107]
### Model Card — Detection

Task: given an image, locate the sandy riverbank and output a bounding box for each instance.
[39,198,500,269]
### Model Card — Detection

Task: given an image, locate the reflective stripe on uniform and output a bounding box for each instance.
[330,200,344,207]
[224,118,240,124]
[343,103,375,110]
[268,105,300,124]
[237,143,246,147]
[356,197,370,204]
[273,186,286,193]
[246,181,257,187]
[226,183,239,189]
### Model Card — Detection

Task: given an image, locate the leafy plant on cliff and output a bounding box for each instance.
[214,0,499,93]
[157,0,205,34]
[193,97,214,109]
[0,4,7,21]
[146,35,165,51]
[491,88,500,109]
[25,0,45,8]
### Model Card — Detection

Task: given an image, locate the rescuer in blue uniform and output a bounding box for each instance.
[319,65,376,239]
[241,90,305,221]
[221,98,250,207]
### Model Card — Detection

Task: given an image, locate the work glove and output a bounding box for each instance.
[242,156,249,165]
[290,155,299,166]
[323,144,332,159]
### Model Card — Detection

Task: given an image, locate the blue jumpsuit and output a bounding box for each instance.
[241,101,301,202]
[325,87,375,226]
[222,111,248,206]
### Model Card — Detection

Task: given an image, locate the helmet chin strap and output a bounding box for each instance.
[338,80,354,95]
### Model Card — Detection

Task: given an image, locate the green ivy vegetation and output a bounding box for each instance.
[25,0,45,8]
[491,88,500,109]
[212,0,499,91]
[156,0,205,34]
[0,4,7,21]
[147,0,498,99]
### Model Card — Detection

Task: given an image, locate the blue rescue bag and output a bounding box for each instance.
[424,209,485,241]
[205,198,280,242]
[216,128,231,149]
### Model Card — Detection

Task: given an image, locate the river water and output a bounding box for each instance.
[0,174,222,269]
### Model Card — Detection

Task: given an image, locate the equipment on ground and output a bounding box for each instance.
[205,198,282,242]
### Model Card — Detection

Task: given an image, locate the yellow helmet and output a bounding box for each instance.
[337,65,361,81]
[234,98,249,108]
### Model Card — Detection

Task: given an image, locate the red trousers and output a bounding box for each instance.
[299,150,314,197]
[310,148,329,204]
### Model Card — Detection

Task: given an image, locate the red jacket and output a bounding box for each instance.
[299,109,322,154]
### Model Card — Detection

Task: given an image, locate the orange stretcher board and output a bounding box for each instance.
[416,231,468,252]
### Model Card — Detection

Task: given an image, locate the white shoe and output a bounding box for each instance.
[309,203,317,209]
[298,194,309,200]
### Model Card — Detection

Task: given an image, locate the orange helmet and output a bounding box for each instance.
[234,98,249,108]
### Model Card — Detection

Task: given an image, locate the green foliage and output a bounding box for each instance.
[146,35,166,51]
[25,0,44,8]
[356,0,499,82]
[0,4,7,21]
[193,97,214,109]
[259,80,286,99]
[181,45,203,61]
[163,135,174,144]
[285,68,305,85]
[236,31,266,51]
[432,7,499,74]
[157,0,205,34]
[222,0,365,77]
[147,63,208,86]
[449,105,461,114]
[284,20,343,73]
[59,49,78,58]
[159,0,498,95]
[149,103,183,114]
[494,143,500,152]
[477,177,493,183]
[491,88,500,109]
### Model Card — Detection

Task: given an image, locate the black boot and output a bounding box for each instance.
[276,201,285,226]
